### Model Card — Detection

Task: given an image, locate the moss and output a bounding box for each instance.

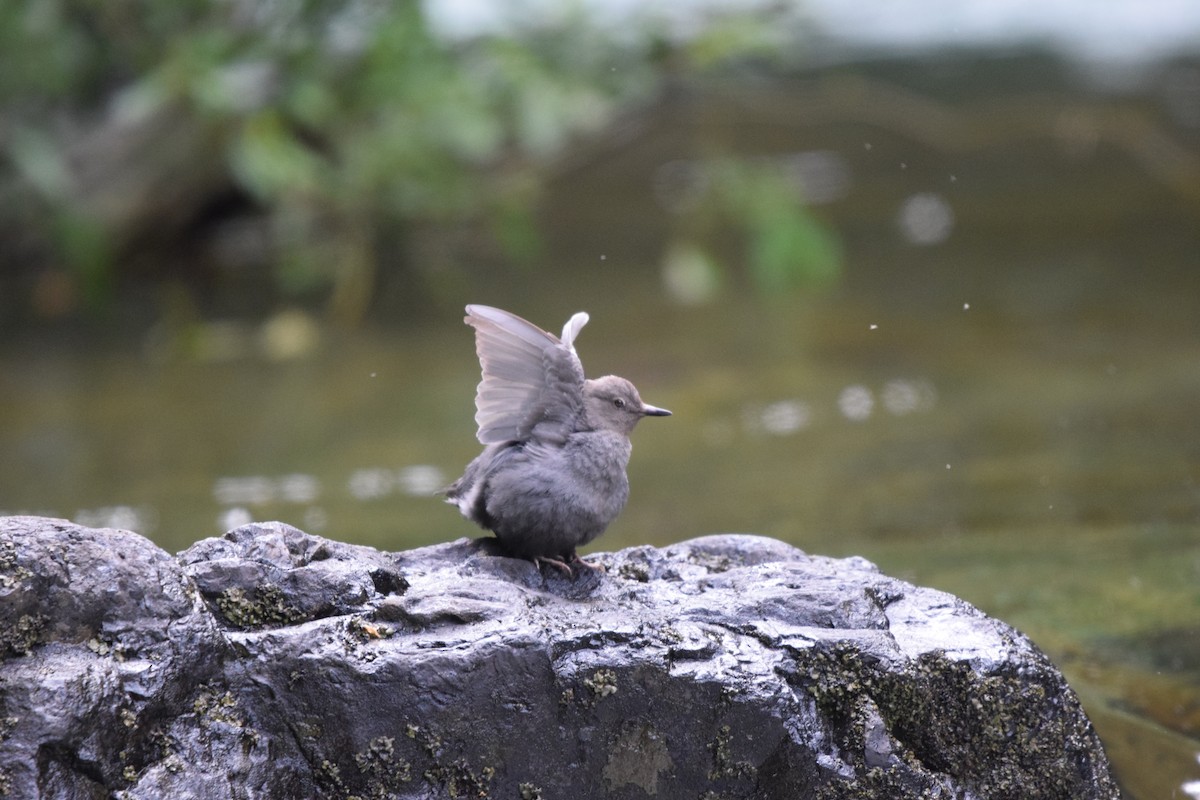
[354,735,412,794]
[315,759,347,795]
[685,550,736,573]
[123,726,183,779]
[618,561,651,582]
[874,653,1097,796]
[408,724,496,799]
[796,645,883,718]
[148,728,175,761]
[214,585,303,629]
[192,686,243,727]
[518,782,543,799]
[0,717,16,796]
[787,642,1116,797]
[583,668,618,699]
[1,613,47,656]
[294,718,323,740]
[706,724,756,782]
[423,758,494,799]
[0,538,32,589]
[603,722,674,794]
[815,766,938,800]
[320,723,504,799]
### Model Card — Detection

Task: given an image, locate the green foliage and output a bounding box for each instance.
[726,163,843,291]
[51,211,115,310]
[664,159,843,301]
[0,1,826,318]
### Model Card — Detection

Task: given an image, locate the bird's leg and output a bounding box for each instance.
[534,555,574,576]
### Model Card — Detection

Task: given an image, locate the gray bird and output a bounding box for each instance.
[444,304,670,573]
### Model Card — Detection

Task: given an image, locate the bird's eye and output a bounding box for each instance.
[613,397,626,409]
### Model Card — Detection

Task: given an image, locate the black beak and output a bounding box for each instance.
[641,404,672,417]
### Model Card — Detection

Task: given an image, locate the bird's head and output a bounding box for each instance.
[582,375,671,436]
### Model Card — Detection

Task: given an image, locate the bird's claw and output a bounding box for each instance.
[571,554,606,574]
[534,553,606,578]
[534,555,575,576]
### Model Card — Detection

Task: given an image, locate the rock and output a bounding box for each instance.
[0,516,1119,799]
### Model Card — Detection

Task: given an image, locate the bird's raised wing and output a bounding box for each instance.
[465,305,588,446]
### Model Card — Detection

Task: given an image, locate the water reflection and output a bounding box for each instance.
[212,467,447,511]
[207,465,448,537]
[347,465,447,499]
[1184,755,1200,800]
[213,474,321,506]
[882,379,937,416]
[897,192,955,245]
[750,399,812,436]
[837,384,875,421]
[73,506,157,535]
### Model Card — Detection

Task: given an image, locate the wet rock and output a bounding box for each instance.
[0,516,1119,799]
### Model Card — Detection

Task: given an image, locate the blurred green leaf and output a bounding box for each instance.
[489,195,542,264]
[51,211,114,310]
[686,14,784,69]
[748,204,842,291]
[1,0,806,319]
[231,110,325,200]
[701,158,843,293]
[8,128,71,199]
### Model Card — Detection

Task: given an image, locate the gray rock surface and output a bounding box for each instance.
[0,516,1119,799]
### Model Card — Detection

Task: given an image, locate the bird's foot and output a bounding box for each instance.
[569,553,606,574]
[533,553,606,578]
[534,555,575,576]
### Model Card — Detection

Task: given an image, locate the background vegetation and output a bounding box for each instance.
[0,1,836,329]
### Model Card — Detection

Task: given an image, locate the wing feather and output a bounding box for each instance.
[464,305,587,445]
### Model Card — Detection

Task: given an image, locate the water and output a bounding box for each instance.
[4,80,1200,799]
[4,241,1197,796]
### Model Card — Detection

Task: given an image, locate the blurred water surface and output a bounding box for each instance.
[4,238,1198,798]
